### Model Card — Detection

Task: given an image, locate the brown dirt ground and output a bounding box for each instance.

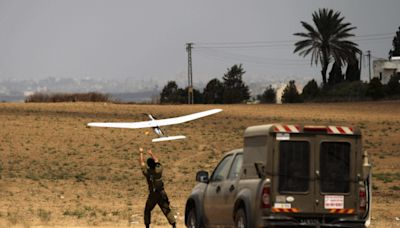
[0,101,399,227]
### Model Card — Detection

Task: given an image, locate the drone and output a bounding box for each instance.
[87,109,222,142]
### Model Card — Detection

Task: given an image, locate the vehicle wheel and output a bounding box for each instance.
[235,208,247,228]
[187,207,198,228]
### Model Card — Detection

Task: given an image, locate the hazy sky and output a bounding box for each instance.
[0,0,399,85]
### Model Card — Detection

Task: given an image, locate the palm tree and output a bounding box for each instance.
[294,8,361,85]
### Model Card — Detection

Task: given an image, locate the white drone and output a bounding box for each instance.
[87,109,222,142]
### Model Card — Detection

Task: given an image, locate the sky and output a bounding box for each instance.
[0,0,399,86]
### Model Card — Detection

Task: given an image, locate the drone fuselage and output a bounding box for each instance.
[153,126,165,137]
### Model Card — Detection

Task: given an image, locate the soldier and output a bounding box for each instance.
[139,147,176,228]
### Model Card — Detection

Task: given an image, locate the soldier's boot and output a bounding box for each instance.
[145,224,150,228]
[172,222,176,228]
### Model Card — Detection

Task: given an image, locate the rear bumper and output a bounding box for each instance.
[260,215,366,228]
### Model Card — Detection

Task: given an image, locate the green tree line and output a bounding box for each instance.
[160,64,250,104]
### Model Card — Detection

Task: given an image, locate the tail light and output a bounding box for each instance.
[261,185,271,208]
[359,187,366,215]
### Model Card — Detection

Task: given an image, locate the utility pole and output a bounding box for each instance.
[186,43,194,104]
[367,50,371,81]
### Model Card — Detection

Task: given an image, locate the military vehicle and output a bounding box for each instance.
[185,124,372,227]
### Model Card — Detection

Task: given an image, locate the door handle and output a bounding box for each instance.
[216,186,221,193]
[229,185,235,192]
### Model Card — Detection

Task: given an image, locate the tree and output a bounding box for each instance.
[328,61,344,85]
[281,80,303,103]
[177,88,187,104]
[294,8,360,85]
[258,85,276,103]
[366,77,384,100]
[345,55,361,81]
[389,26,400,58]
[203,78,224,104]
[302,79,320,100]
[222,64,250,104]
[160,81,180,104]
[385,73,400,96]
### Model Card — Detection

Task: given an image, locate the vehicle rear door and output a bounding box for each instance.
[272,136,316,213]
[314,137,357,214]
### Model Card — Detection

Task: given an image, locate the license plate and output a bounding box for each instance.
[299,219,319,224]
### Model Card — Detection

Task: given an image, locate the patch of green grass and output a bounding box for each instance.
[75,172,88,182]
[373,172,400,183]
[63,209,85,219]
[25,171,40,181]
[63,206,97,219]
[97,175,107,181]
[37,209,51,223]
[390,185,400,191]
[7,211,21,225]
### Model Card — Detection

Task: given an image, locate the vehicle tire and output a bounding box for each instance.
[234,208,248,228]
[187,207,199,228]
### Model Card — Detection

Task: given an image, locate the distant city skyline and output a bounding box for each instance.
[0,0,399,86]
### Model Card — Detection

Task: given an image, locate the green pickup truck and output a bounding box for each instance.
[185,124,372,227]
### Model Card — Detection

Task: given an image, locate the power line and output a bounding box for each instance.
[194,32,395,49]
[196,47,309,63]
[353,36,393,42]
[196,49,311,67]
[196,40,295,46]
[354,32,395,37]
[196,53,309,70]
[371,55,386,60]
[187,31,396,81]
[195,44,294,49]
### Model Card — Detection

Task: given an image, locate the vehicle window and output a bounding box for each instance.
[320,142,350,193]
[278,141,310,192]
[228,154,243,179]
[210,155,234,182]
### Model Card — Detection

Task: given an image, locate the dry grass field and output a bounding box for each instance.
[0,101,399,227]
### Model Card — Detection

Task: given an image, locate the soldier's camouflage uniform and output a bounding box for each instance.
[142,162,176,226]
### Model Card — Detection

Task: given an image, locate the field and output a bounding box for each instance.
[0,101,399,227]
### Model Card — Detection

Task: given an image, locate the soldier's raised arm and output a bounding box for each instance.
[147,149,158,163]
[139,147,145,167]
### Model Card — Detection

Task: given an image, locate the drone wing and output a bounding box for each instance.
[87,108,222,129]
[152,135,186,142]
[87,121,156,129]
[152,108,222,127]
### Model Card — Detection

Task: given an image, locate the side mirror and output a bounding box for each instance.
[196,171,209,183]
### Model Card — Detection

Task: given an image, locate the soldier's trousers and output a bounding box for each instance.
[144,190,176,225]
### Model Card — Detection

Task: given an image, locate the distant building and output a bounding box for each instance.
[373,56,400,84]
